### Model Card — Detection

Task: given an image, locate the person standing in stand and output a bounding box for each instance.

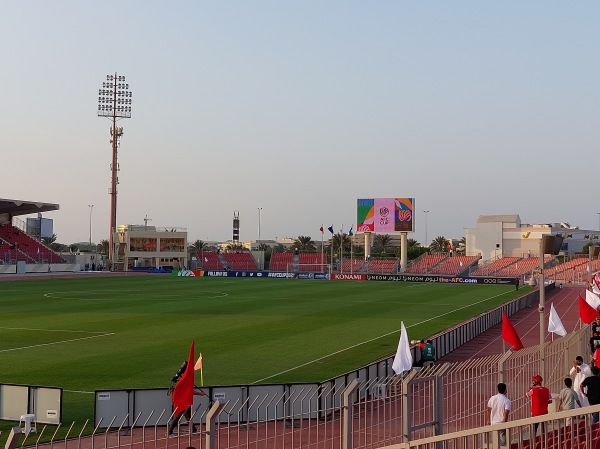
[526,375,552,435]
[581,366,600,424]
[570,356,592,407]
[486,383,511,446]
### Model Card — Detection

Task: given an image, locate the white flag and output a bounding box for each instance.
[392,321,413,375]
[548,304,567,337]
[586,290,600,310]
[204,257,209,262]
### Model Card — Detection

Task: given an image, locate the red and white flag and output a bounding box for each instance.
[579,295,598,324]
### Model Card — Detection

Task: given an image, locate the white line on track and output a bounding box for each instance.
[0,333,115,353]
[251,289,513,384]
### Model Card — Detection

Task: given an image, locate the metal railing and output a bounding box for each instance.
[8,323,589,449]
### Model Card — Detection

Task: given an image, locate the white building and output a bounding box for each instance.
[465,214,599,261]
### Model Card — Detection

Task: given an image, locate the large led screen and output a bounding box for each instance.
[357,198,415,233]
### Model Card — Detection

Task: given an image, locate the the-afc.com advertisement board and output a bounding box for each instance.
[357,198,414,233]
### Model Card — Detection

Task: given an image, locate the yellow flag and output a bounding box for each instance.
[194,353,203,371]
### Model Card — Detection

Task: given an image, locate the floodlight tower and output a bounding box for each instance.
[97,73,132,267]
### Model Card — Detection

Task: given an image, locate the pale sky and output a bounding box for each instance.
[1,2,598,245]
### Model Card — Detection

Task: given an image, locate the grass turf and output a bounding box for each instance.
[0,275,529,426]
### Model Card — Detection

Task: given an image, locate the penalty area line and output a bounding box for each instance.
[251,289,513,384]
[0,332,115,353]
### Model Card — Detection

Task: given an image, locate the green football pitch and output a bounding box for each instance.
[0,275,529,424]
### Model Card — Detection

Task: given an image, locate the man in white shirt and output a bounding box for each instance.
[486,383,511,446]
[570,355,593,407]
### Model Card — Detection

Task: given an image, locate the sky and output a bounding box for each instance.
[1,2,599,246]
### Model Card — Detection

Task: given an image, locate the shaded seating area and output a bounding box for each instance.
[269,253,293,271]
[470,256,521,276]
[495,256,553,278]
[339,258,365,273]
[404,254,446,274]
[430,255,479,275]
[222,252,258,271]
[365,259,398,273]
[297,253,327,272]
[200,251,224,270]
[546,257,592,283]
[0,224,65,264]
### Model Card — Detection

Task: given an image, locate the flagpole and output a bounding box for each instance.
[539,238,546,382]
[351,237,354,274]
[340,225,343,274]
[321,224,324,264]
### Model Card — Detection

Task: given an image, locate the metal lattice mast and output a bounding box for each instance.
[97,73,132,267]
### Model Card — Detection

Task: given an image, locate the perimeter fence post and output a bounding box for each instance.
[205,400,225,449]
[342,379,360,449]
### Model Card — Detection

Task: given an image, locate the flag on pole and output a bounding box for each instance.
[327,225,334,234]
[579,294,598,324]
[392,321,413,374]
[194,352,204,386]
[348,226,353,237]
[548,304,567,337]
[171,341,195,412]
[586,290,600,310]
[194,353,203,370]
[501,312,524,350]
[319,226,324,233]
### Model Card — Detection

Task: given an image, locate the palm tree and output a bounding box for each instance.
[293,236,316,252]
[188,240,207,259]
[97,239,109,255]
[429,236,449,253]
[372,234,393,254]
[457,237,466,255]
[226,243,245,251]
[406,238,420,250]
[331,233,351,254]
[42,234,57,246]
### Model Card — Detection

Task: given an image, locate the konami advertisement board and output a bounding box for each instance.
[357,198,415,233]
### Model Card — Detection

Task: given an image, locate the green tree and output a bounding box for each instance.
[429,236,449,253]
[293,236,317,252]
[331,233,351,254]
[372,234,393,254]
[97,239,109,255]
[226,243,245,251]
[42,234,57,246]
[456,237,466,255]
[188,239,207,259]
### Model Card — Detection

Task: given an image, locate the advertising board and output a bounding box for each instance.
[357,198,415,233]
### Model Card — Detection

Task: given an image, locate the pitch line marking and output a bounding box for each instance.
[251,289,513,384]
[0,332,115,353]
[43,291,229,300]
[0,326,108,334]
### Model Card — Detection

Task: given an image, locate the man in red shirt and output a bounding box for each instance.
[526,375,552,435]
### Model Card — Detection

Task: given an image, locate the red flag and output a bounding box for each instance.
[579,295,598,324]
[172,341,195,413]
[501,312,524,350]
[319,226,324,233]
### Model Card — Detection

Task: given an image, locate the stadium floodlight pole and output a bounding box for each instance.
[423,210,429,248]
[97,73,132,268]
[257,207,262,268]
[88,204,94,247]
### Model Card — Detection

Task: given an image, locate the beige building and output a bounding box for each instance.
[112,224,187,271]
[465,214,599,262]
